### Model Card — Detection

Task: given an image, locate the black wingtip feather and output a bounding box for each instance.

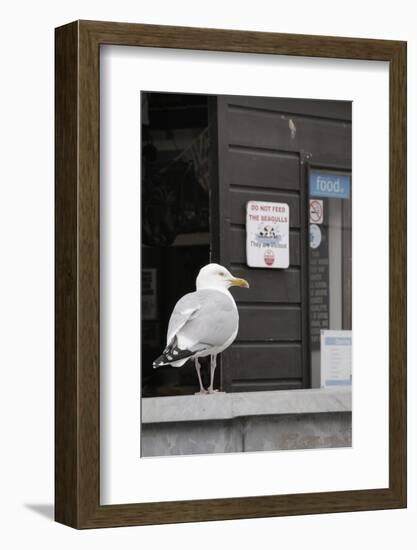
[153,338,196,368]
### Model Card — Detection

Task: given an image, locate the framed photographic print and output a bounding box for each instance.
[55,20,406,528]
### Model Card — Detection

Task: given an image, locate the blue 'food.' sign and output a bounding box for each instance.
[309,171,350,199]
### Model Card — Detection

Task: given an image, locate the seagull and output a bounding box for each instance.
[153,263,249,394]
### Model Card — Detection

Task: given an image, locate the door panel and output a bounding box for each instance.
[210,95,310,392]
[229,148,300,191]
[210,95,351,393]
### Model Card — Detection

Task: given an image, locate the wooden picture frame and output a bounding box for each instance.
[55,20,406,528]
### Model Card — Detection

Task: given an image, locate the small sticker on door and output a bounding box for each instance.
[309,199,323,225]
[310,224,322,249]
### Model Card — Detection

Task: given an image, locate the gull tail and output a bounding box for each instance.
[153,338,195,368]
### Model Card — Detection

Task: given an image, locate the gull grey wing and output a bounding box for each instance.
[166,292,202,345]
[155,289,239,368]
[176,289,239,351]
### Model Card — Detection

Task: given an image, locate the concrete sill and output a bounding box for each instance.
[142,387,352,424]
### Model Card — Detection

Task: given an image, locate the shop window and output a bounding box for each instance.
[309,170,352,387]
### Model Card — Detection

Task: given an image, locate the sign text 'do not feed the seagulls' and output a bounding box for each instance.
[246,200,290,269]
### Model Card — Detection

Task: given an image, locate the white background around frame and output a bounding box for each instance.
[2,1,416,549]
[100,45,389,505]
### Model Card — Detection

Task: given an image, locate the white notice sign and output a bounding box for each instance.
[320,330,352,388]
[246,201,290,268]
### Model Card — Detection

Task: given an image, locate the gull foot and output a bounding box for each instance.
[194,389,208,395]
[207,388,219,394]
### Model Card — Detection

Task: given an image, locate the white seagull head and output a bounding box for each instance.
[196,263,250,292]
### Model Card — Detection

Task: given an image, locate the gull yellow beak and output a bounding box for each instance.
[230,277,250,288]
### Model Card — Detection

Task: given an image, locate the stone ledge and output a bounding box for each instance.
[142,387,352,424]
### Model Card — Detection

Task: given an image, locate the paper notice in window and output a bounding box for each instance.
[320,330,352,388]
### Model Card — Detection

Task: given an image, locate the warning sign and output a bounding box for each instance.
[246,201,290,269]
[309,199,323,224]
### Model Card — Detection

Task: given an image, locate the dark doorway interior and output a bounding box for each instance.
[141,92,214,397]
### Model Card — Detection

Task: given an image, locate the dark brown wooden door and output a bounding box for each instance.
[209,95,351,393]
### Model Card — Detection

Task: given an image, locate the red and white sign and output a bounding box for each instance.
[246,201,290,269]
[309,199,324,224]
[264,249,275,266]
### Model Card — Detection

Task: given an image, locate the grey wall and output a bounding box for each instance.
[142,411,352,457]
[141,388,352,457]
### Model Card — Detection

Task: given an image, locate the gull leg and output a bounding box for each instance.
[207,355,218,394]
[194,358,207,395]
